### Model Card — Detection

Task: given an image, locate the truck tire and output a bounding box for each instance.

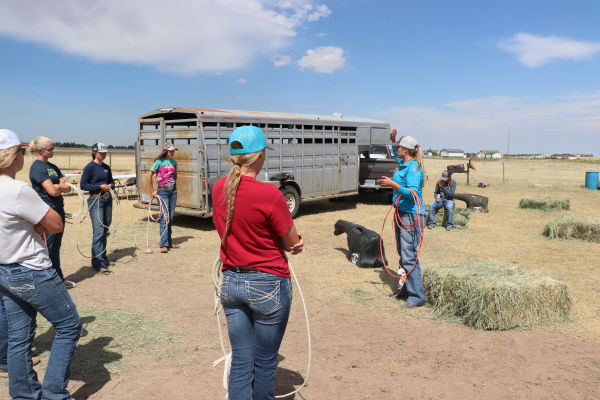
[280,186,300,218]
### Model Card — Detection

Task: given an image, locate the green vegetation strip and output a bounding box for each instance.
[34,307,182,374]
[423,260,571,330]
[519,197,570,211]
[543,216,600,243]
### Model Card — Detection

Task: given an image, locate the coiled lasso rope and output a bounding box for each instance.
[65,182,86,220]
[379,188,425,293]
[71,185,124,260]
[141,194,170,254]
[211,256,312,399]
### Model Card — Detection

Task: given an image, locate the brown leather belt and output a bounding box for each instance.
[90,192,111,199]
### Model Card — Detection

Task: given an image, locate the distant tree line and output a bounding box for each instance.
[55,141,134,149]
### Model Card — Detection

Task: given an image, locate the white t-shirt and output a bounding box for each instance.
[0,176,52,270]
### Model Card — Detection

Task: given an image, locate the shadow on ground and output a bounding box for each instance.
[275,354,305,400]
[32,316,122,399]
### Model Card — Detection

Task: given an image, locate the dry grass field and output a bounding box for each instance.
[3,149,600,399]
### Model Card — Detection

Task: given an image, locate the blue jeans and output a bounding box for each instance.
[220,269,292,400]
[0,300,6,369]
[394,212,427,306]
[0,264,82,400]
[46,208,65,279]
[428,198,455,229]
[87,196,112,270]
[158,188,177,248]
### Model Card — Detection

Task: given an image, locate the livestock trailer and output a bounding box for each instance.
[135,107,390,217]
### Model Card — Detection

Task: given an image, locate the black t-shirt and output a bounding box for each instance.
[29,160,64,209]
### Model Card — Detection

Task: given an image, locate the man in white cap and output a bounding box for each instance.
[428,170,457,230]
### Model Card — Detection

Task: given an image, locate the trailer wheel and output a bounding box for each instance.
[280,186,300,218]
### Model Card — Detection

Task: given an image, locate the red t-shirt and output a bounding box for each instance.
[212,176,294,277]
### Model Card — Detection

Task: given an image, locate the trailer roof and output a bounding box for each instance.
[140,107,388,125]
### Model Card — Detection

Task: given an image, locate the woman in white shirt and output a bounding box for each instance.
[0,129,82,400]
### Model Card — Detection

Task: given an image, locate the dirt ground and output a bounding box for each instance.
[2,180,600,400]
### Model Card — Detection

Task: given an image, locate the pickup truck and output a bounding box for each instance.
[359,144,398,192]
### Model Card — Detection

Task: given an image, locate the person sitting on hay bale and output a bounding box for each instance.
[427,170,456,231]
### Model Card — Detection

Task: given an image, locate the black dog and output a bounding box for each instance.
[334,220,387,268]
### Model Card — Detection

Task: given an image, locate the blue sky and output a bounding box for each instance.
[0,0,599,154]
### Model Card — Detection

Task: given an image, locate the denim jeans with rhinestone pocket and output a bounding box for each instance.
[0,264,82,400]
[220,268,292,400]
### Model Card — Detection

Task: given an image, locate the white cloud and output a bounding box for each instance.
[379,93,600,153]
[297,46,346,73]
[271,54,293,67]
[236,78,248,84]
[499,33,600,67]
[0,0,331,75]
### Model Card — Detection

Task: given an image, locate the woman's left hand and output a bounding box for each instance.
[378,176,399,190]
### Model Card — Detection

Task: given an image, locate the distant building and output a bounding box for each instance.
[551,153,579,160]
[440,149,466,158]
[476,150,503,159]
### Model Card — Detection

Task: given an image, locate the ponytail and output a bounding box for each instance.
[28,136,51,155]
[407,144,426,187]
[221,151,261,244]
[154,149,169,162]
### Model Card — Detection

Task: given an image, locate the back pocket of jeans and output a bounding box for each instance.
[8,274,38,301]
[219,276,229,305]
[245,280,280,314]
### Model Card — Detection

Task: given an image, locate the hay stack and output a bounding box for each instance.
[423,260,571,330]
[425,206,470,228]
[519,197,570,211]
[543,216,600,243]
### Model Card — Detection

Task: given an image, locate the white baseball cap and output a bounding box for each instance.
[397,135,418,150]
[92,142,110,153]
[0,129,23,151]
[163,143,177,151]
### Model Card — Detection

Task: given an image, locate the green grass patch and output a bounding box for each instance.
[423,259,571,330]
[348,287,375,303]
[33,307,182,375]
[519,197,570,211]
[543,216,600,243]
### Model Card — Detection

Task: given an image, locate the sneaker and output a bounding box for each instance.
[160,247,168,253]
[64,280,77,289]
[446,227,453,231]
[427,225,435,230]
[403,302,422,309]
[100,268,113,275]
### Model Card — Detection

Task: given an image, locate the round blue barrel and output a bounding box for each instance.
[585,171,599,190]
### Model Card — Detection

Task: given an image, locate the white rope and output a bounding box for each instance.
[211,256,312,399]
[64,182,86,220]
[141,194,170,254]
[73,187,123,260]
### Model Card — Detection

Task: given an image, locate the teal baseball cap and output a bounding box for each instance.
[229,125,273,155]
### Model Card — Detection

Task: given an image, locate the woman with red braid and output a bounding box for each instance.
[212,125,304,400]
[378,129,427,308]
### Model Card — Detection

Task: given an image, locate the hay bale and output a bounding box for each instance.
[425,205,469,228]
[454,207,471,219]
[423,260,571,330]
[543,216,600,243]
[519,197,570,211]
